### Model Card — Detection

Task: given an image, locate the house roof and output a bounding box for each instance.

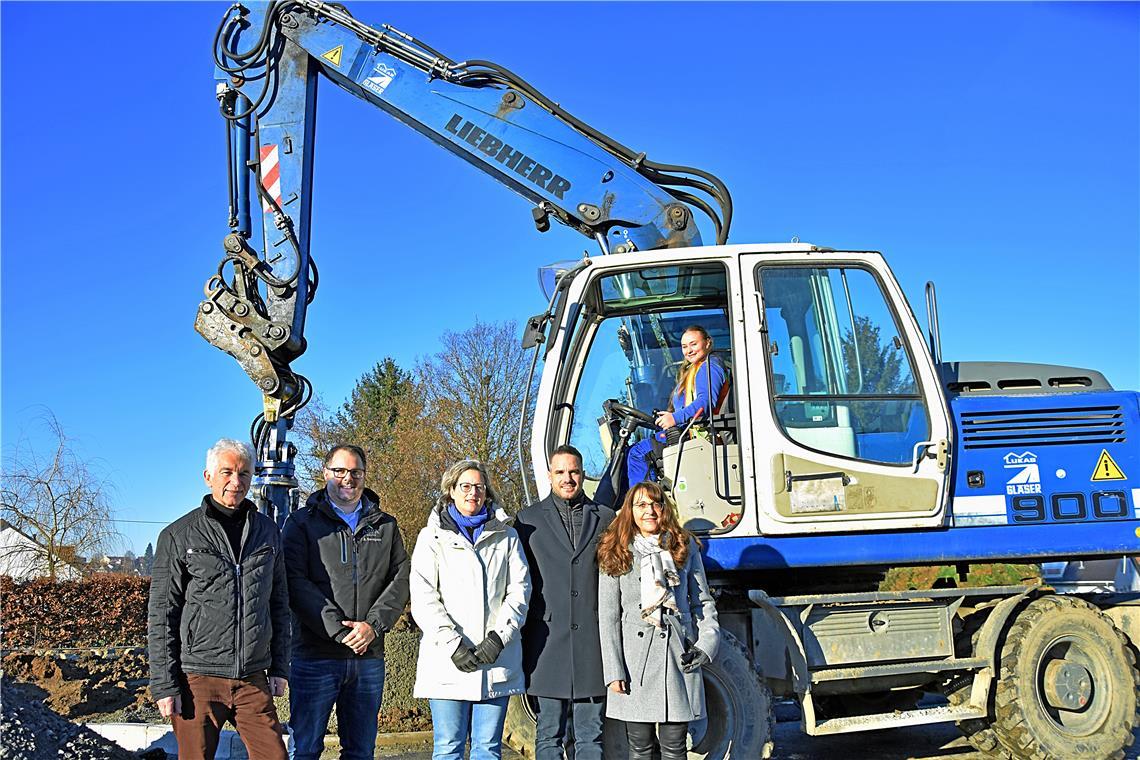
[0,519,39,543]
[0,520,86,571]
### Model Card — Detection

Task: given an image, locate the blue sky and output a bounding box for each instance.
[3,2,1137,554]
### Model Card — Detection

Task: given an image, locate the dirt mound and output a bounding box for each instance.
[2,649,155,722]
[0,678,140,760]
[1,644,431,733]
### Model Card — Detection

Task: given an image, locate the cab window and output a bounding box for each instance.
[563,263,732,478]
[759,265,928,465]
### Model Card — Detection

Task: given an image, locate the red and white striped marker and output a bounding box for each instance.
[260,144,282,212]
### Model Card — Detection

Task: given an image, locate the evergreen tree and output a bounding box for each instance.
[143,542,155,576]
[841,315,917,433]
[296,321,534,547]
[297,357,413,486]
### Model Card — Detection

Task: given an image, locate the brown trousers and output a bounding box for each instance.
[173,672,287,760]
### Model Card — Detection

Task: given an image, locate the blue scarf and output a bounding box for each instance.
[448,503,491,544]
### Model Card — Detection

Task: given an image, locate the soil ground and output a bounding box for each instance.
[2,649,156,724]
[0,648,430,732]
[5,650,1137,759]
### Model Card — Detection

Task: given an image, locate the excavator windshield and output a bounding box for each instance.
[560,262,734,478]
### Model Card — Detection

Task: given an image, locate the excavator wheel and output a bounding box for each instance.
[990,595,1139,760]
[687,630,773,759]
[946,673,1010,758]
[502,695,537,759]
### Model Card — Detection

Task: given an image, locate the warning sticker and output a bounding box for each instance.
[790,477,846,514]
[321,45,343,67]
[1091,449,1126,481]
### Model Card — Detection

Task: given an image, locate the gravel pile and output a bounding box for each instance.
[0,678,139,760]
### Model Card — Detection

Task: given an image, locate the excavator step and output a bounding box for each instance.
[808,702,987,735]
[811,656,989,682]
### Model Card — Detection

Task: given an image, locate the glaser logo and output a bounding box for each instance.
[1004,451,1041,496]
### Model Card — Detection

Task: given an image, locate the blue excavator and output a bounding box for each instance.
[196,3,1140,757]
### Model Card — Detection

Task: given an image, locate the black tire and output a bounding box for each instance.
[503,694,537,759]
[946,673,1011,758]
[687,630,774,759]
[991,595,1140,760]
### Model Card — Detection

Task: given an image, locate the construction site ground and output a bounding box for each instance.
[3,650,1137,759]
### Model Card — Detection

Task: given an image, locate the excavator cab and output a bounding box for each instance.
[532,244,953,539]
[535,254,745,532]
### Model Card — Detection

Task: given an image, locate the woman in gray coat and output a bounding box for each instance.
[597,481,720,760]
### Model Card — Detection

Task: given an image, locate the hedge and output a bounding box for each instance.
[1,575,150,649]
[1,574,432,726]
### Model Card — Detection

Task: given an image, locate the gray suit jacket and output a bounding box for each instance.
[515,493,616,698]
[599,538,719,723]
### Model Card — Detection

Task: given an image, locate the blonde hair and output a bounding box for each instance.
[674,324,714,396]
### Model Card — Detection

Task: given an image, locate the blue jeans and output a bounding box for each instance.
[626,436,662,485]
[428,696,510,760]
[288,657,384,760]
[533,696,605,760]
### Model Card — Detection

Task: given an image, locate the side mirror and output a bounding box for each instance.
[520,313,547,349]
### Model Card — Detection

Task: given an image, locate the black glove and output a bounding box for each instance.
[473,631,504,665]
[680,647,710,674]
[451,642,480,673]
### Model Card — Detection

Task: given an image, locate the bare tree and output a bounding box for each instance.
[1,413,122,580]
[416,319,536,512]
[295,320,538,549]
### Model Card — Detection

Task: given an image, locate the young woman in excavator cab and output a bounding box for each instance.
[625,324,729,485]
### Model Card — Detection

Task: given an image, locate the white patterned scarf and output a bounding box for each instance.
[633,533,680,628]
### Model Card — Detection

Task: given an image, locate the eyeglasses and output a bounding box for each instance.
[327,467,365,480]
[634,501,663,510]
[456,483,488,494]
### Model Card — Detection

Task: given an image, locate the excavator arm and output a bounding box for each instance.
[195,0,731,521]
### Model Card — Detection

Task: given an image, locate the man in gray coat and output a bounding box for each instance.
[514,445,616,760]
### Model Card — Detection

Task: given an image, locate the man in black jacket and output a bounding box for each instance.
[515,444,616,760]
[148,438,289,760]
[282,444,410,760]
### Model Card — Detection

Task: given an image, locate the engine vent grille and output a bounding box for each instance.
[959,405,1126,449]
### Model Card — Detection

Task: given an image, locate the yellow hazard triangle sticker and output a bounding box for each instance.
[321,45,343,67]
[1091,449,1126,481]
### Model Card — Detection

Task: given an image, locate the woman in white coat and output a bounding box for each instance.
[597,481,720,760]
[410,459,531,760]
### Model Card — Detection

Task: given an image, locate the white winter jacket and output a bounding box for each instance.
[411,504,531,701]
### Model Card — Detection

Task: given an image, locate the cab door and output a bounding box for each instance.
[740,251,952,534]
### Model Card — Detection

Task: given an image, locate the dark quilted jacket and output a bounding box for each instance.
[147,497,289,700]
